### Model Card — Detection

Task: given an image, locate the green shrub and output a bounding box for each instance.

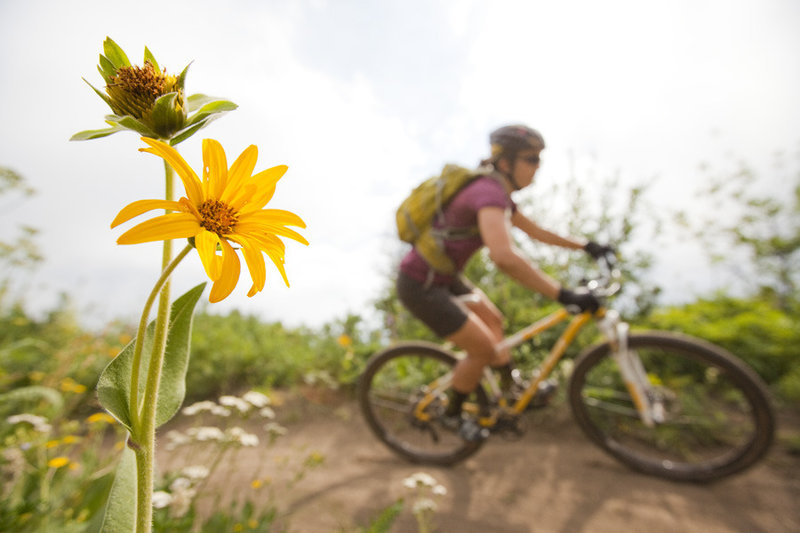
[642,295,800,400]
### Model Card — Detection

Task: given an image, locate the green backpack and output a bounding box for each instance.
[396,164,500,274]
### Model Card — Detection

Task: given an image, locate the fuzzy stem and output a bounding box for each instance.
[128,163,176,429]
[130,243,191,533]
[133,161,178,533]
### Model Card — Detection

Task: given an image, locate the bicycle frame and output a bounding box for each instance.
[412,305,661,429]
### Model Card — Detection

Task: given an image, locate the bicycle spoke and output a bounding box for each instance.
[358,343,487,465]
[569,333,773,481]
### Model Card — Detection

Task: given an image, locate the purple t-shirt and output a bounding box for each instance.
[399,175,516,285]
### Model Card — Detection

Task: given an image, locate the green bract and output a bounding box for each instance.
[71,37,237,145]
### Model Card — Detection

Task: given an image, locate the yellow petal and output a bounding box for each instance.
[208,239,241,303]
[220,145,258,204]
[235,165,287,211]
[239,209,307,228]
[230,236,267,295]
[139,138,204,205]
[229,184,258,211]
[264,247,290,287]
[111,199,185,228]
[116,213,200,244]
[203,139,228,199]
[248,232,286,254]
[195,230,222,281]
[235,222,309,246]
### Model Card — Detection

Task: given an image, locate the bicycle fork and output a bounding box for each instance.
[599,311,664,427]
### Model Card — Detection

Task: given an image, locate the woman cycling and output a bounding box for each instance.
[396,124,613,441]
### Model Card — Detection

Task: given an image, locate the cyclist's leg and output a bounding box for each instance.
[396,272,497,418]
[458,290,509,364]
[447,313,500,393]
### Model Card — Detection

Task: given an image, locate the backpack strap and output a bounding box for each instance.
[429,167,507,241]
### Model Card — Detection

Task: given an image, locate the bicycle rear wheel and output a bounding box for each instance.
[358,342,489,465]
[569,332,774,482]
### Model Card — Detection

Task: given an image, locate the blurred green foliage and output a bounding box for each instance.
[642,295,800,404]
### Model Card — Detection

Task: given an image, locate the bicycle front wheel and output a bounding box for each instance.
[569,332,774,482]
[357,342,489,465]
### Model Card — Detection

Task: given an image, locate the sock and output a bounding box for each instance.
[445,389,469,417]
[493,362,516,391]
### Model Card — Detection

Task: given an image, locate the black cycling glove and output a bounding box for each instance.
[583,241,615,260]
[557,287,600,314]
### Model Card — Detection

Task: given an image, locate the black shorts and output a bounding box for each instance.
[396,271,475,338]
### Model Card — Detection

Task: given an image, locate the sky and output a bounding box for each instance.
[1,0,799,330]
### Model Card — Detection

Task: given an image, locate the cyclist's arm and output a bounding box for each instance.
[510,210,586,250]
[478,206,560,299]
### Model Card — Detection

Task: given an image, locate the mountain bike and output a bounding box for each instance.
[357,258,775,482]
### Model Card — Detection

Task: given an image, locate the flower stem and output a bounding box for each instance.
[128,162,176,429]
[127,243,191,531]
[132,161,179,533]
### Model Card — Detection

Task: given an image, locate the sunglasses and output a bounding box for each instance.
[518,154,540,165]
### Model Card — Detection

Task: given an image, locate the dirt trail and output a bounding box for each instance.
[159,389,800,533]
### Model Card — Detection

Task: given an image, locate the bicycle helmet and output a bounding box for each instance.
[489,124,545,159]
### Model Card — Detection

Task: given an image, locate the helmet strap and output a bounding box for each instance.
[502,156,522,191]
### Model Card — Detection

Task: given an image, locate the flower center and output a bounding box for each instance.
[198,200,239,235]
[110,61,167,100]
[105,61,182,122]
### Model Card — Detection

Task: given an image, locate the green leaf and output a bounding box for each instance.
[105,115,159,138]
[170,117,226,146]
[169,119,209,146]
[170,98,238,145]
[143,46,160,71]
[96,283,206,431]
[70,125,124,141]
[176,62,192,92]
[151,92,185,138]
[0,386,64,417]
[154,283,206,427]
[98,56,118,84]
[186,93,237,113]
[97,446,137,533]
[103,37,131,69]
[82,78,113,108]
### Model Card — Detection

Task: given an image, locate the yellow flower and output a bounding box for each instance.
[72,37,237,144]
[337,334,352,347]
[48,457,70,469]
[86,412,116,425]
[111,138,308,302]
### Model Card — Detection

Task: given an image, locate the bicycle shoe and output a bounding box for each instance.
[439,414,489,442]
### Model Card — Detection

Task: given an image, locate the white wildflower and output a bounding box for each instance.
[182,400,231,417]
[182,400,215,416]
[152,491,173,509]
[433,484,448,496]
[403,472,437,488]
[242,391,271,408]
[412,498,438,514]
[181,465,210,480]
[219,395,252,413]
[259,407,276,419]
[187,426,225,442]
[169,477,192,492]
[165,430,191,450]
[168,479,196,518]
[264,422,288,437]
[7,414,52,433]
[227,427,259,447]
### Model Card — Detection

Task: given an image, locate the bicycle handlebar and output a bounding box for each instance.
[583,254,622,299]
